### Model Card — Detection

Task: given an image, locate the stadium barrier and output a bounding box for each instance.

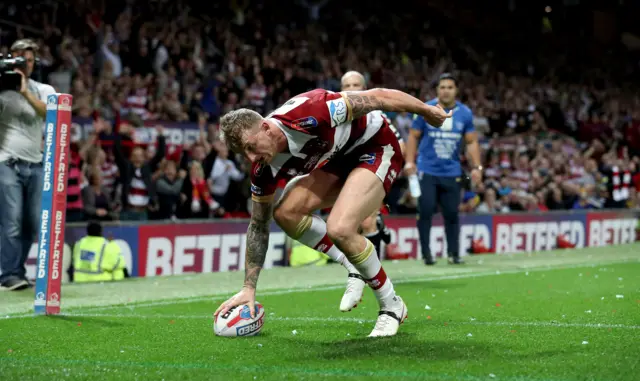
[23,209,639,282]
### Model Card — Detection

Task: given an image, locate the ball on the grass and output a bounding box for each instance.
[214,303,265,337]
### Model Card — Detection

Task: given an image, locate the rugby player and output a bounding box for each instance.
[214,87,450,337]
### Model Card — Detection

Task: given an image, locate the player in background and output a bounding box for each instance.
[341,71,404,250]
[333,71,405,310]
[215,88,451,337]
[405,73,482,265]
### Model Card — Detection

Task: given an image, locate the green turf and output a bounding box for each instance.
[1,244,639,381]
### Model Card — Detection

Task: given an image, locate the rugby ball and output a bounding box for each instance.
[214,303,265,337]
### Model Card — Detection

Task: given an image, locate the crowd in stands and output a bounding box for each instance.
[1,0,639,222]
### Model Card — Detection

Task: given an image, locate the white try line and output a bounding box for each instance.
[71,260,631,313]
[2,258,635,318]
[5,312,639,330]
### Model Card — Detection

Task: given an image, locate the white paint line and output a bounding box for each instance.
[66,260,629,314]
[5,312,639,330]
[466,321,640,330]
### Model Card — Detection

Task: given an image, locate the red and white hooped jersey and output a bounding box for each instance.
[250,89,391,202]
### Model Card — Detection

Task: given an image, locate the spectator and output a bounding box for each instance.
[209,140,244,210]
[180,116,218,175]
[179,161,222,219]
[4,0,638,219]
[66,149,86,222]
[155,160,185,220]
[82,170,119,221]
[113,124,166,221]
[85,143,119,202]
[476,188,510,213]
[246,74,267,114]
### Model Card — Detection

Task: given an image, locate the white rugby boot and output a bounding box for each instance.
[340,273,366,312]
[368,295,408,337]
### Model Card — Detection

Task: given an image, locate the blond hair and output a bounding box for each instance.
[189,161,205,179]
[219,108,263,153]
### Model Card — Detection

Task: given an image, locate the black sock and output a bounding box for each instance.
[376,214,391,244]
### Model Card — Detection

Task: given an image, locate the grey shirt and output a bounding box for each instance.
[0,79,56,163]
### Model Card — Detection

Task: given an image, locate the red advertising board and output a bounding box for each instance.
[25,210,640,281]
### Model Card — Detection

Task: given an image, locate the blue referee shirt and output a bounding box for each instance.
[411,99,474,177]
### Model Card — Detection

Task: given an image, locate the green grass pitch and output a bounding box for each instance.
[1,243,639,381]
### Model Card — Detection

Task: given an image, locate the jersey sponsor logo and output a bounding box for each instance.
[359,153,376,165]
[326,98,348,127]
[250,183,263,195]
[305,154,322,170]
[292,116,318,130]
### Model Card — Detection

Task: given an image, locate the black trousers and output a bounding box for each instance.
[417,173,461,258]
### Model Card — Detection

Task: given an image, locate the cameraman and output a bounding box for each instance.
[0,39,55,291]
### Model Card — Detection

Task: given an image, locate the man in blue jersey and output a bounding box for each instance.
[405,73,482,265]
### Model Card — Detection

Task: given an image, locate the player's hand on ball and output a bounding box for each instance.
[215,286,257,318]
[423,104,452,127]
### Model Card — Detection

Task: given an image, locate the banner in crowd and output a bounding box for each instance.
[71,117,203,146]
[23,209,639,282]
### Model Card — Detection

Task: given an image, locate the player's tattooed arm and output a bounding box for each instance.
[244,200,273,289]
[342,89,450,126]
[342,92,384,119]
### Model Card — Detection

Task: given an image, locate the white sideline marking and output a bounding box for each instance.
[67,261,631,314]
[5,312,639,330]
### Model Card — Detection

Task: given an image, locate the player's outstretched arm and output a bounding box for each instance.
[214,200,273,319]
[244,200,273,289]
[341,89,451,127]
